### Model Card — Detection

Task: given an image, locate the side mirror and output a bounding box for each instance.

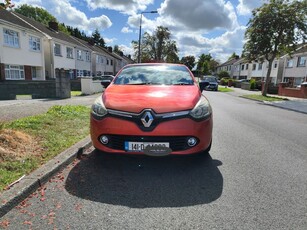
[101,80,111,88]
[199,82,209,92]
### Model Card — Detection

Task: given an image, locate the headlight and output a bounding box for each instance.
[91,96,108,119]
[190,96,212,120]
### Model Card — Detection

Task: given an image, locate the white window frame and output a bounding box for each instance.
[258,63,263,70]
[5,65,25,80]
[274,61,278,68]
[85,51,91,62]
[297,56,306,67]
[286,59,293,68]
[3,28,19,48]
[66,47,74,59]
[31,67,37,79]
[77,50,83,60]
[54,43,61,56]
[29,36,41,51]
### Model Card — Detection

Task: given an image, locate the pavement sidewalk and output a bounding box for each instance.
[226,86,307,114]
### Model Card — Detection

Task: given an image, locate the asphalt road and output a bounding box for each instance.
[1,91,307,229]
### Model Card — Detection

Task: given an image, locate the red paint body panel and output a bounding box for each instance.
[103,85,200,113]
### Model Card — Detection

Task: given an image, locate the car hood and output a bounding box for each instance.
[103,85,201,113]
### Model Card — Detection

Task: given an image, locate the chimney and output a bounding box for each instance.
[107,46,113,53]
[48,21,58,31]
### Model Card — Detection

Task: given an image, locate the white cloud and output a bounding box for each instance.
[85,0,154,14]
[159,0,239,31]
[236,0,267,15]
[14,0,112,32]
[121,27,133,33]
[104,37,117,45]
[173,25,246,63]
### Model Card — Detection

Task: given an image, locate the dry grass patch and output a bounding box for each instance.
[0,129,43,163]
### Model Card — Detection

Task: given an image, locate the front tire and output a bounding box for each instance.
[204,140,212,154]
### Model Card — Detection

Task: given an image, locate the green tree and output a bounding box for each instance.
[14,4,56,26]
[180,55,196,70]
[0,0,14,9]
[228,52,238,60]
[243,0,307,96]
[208,59,219,74]
[91,29,105,47]
[135,26,179,63]
[197,53,219,75]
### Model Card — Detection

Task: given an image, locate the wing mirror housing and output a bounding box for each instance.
[101,80,111,88]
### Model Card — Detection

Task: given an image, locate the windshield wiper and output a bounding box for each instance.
[172,82,193,85]
[127,82,157,85]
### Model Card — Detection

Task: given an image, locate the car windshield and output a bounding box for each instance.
[113,65,194,85]
[204,77,217,82]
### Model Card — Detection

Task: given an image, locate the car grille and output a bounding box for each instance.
[102,135,197,151]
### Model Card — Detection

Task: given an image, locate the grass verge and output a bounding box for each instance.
[241,94,288,102]
[71,91,83,96]
[218,87,234,92]
[0,105,90,191]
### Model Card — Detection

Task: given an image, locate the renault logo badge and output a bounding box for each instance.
[141,111,154,127]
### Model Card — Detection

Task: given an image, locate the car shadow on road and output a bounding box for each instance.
[65,150,223,208]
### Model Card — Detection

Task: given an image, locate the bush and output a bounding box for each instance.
[218,71,230,79]
[250,79,256,90]
[220,78,229,86]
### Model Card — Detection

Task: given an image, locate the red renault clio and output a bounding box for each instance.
[90,63,213,156]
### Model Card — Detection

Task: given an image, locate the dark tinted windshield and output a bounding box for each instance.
[203,77,217,83]
[114,65,194,85]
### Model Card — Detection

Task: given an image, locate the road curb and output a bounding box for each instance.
[0,136,92,218]
[239,96,307,115]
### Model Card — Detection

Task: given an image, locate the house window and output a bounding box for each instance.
[107,59,109,65]
[111,60,113,66]
[286,59,293,68]
[54,43,61,56]
[77,50,83,60]
[76,69,82,77]
[241,64,244,70]
[31,67,37,79]
[3,28,19,48]
[97,55,104,63]
[274,61,278,68]
[252,64,256,70]
[258,63,263,70]
[85,51,91,62]
[297,56,306,67]
[66,47,73,59]
[5,65,25,80]
[29,36,40,51]
[245,64,248,70]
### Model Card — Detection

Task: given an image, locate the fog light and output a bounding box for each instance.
[100,135,109,145]
[187,137,197,147]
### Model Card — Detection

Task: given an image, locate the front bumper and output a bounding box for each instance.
[90,115,213,155]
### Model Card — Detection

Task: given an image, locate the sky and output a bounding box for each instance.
[13,0,269,63]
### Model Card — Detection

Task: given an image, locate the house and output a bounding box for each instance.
[216,56,239,78]
[0,9,46,81]
[15,12,92,79]
[281,44,307,87]
[232,58,252,80]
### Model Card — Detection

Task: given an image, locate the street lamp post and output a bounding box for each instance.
[138,10,158,63]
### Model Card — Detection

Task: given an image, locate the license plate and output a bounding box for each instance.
[125,141,170,152]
